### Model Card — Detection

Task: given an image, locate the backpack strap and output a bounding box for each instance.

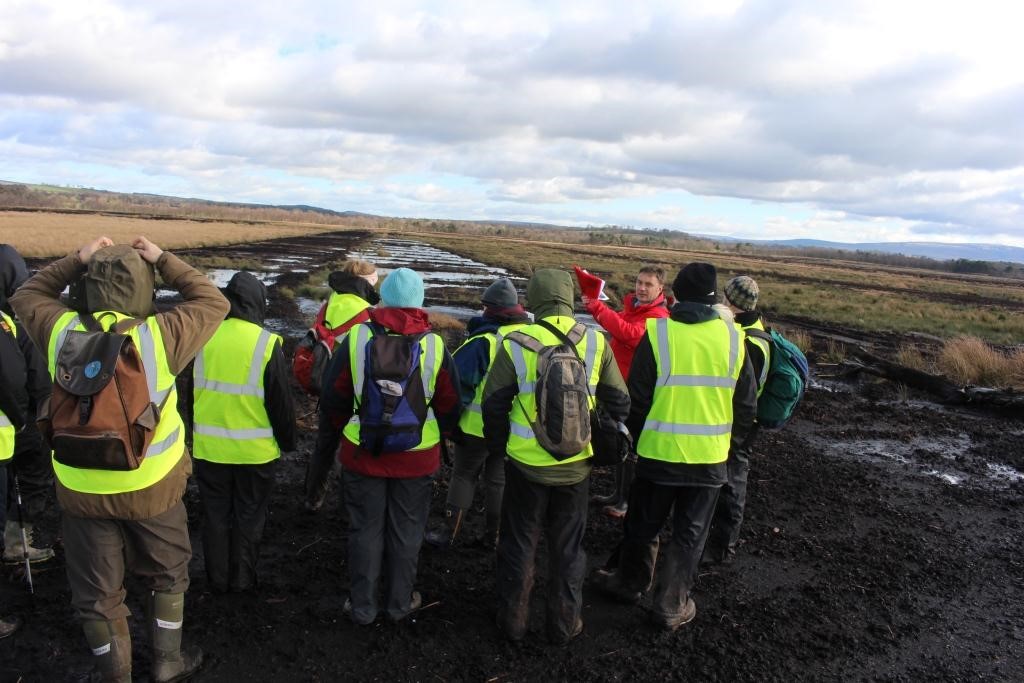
[536,319,586,349]
[744,328,772,343]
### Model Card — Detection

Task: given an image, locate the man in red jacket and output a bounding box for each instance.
[575,265,669,518]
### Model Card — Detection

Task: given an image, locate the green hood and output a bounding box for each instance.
[527,268,575,319]
[71,245,157,317]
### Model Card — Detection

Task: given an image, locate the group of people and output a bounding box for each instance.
[0,234,774,680]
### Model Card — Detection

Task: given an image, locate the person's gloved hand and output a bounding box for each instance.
[573,265,605,300]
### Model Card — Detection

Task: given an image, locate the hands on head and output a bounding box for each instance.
[77,236,163,265]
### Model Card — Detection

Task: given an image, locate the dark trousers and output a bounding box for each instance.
[708,447,751,553]
[196,459,276,593]
[447,434,505,515]
[617,477,720,619]
[343,470,432,624]
[63,501,192,621]
[496,461,589,642]
[4,423,52,524]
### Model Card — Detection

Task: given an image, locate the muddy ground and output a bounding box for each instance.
[2,232,1022,681]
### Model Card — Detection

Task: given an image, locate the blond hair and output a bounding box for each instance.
[339,259,376,276]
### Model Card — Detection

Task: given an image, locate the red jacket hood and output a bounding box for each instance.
[369,307,433,334]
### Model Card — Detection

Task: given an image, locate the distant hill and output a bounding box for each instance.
[764,238,1024,266]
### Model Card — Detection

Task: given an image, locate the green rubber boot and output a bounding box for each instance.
[82,618,131,683]
[150,591,203,683]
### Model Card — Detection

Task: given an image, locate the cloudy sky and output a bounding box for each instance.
[2,0,1023,246]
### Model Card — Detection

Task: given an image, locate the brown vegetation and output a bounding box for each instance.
[938,336,1024,388]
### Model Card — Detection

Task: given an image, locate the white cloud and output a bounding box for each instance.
[1,0,1023,245]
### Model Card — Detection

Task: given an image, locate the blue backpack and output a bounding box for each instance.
[745,328,810,429]
[356,325,431,456]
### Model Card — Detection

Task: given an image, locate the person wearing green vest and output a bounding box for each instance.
[482,268,630,644]
[704,275,770,566]
[191,271,296,594]
[319,267,462,625]
[0,244,55,565]
[425,277,530,549]
[303,258,379,512]
[591,262,757,630]
[11,236,229,683]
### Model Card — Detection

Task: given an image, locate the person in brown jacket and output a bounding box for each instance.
[11,235,228,683]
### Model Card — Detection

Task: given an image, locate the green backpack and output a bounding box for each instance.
[745,328,809,429]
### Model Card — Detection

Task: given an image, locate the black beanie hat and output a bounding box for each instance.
[672,262,718,305]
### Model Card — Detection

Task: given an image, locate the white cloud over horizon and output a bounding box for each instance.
[2,0,1023,246]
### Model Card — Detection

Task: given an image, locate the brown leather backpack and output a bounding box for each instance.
[40,313,164,471]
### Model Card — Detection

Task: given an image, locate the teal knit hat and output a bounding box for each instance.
[380,267,425,308]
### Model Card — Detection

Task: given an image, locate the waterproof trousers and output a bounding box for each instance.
[63,502,191,621]
[343,470,432,624]
[447,434,505,515]
[196,459,276,593]
[707,426,758,556]
[617,477,720,620]
[496,461,588,643]
[4,423,52,524]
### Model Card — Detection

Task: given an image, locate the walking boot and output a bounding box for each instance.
[591,462,624,505]
[150,591,203,683]
[82,618,132,683]
[3,520,55,563]
[0,615,21,639]
[601,459,634,519]
[424,505,465,548]
[590,568,642,605]
[650,596,697,631]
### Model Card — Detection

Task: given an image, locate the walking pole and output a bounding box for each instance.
[12,471,33,595]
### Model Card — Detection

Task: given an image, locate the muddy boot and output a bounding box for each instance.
[150,592,203,683]
[590,568,642,605]
[591,463,624,505]
[424,505,464,548]
[0,615,21,639]
[601,460,634,519]
[82,618,131,682]
[3,520,55,563]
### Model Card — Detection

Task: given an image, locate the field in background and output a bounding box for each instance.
[0,210,351,257]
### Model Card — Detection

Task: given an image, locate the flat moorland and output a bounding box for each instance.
[407,230,1024,345]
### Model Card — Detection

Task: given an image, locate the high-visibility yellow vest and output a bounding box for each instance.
[0,312,16,462]
[324,293,371,339]
[741,317,771,398]
[636,316,746,465]
[502,317,605,467]
[46,310,186,494]
[457,323,527,438]
[193,318,282,465]
[342,323,445,451]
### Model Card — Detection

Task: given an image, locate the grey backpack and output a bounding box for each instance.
[506,320,592,459]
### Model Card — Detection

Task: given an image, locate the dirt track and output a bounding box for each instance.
[2,233,1022,681]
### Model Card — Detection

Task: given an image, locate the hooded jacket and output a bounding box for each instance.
[453,309,531,411]
[481,269,630,486]
[319,306,461,479]
[586,291,670,380]
[188,272,296,453]
[10,248,229,519]
[626,300,758,487]
[0,245,50,429]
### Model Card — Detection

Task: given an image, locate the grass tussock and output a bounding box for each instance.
[427,312,466,333]
[895,344,932,373]
[778,327,812,355]
[937,336,1024,388]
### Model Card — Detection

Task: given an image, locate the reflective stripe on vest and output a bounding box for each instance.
[46,310,186,494]
[457,322,527,438]
[742,318,771,398]
[343,323,445,450]
[503,317,604,467]
[637,316,746,465]
[193,319,281,464]
[0,312,16,461]
[324,293,371,333]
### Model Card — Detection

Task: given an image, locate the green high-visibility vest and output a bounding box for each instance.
[324,293,371,339]
[502,316,605,467]
[193,318,282,465]
[46,310,186,494]
[342,323,446,451]
[741,317,771,398]
[456,322,527,438]
[636,316,746,465]
[0,312,16,462]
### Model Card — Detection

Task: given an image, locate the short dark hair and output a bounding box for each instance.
[637,265,666,285]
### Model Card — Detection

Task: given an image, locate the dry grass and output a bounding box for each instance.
[895,344,932,373]
[0,211,340,257]
[937,336,1024,388]
[777,326,812,355]
[427,311,466,333]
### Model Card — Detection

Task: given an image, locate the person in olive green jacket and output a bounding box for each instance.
[482,268,630,644]
[11,236,228,683]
